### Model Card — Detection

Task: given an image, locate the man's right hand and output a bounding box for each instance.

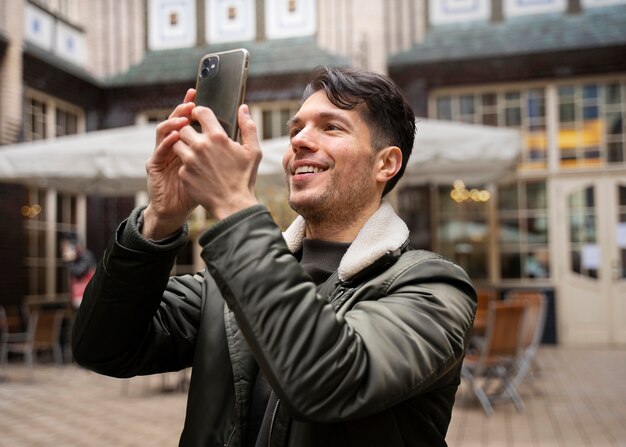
[142,89,197,240]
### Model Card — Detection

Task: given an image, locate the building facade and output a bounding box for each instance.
[0,0,625,345]
[390,0,626,345]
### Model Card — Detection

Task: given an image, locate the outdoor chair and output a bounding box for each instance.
[468,287,498,353]
[472,287,498,337]
[3,309,39,372]
[505,290,547,390]
[3,307,65,370]
[32,308,65,364]
[461,300,527,416]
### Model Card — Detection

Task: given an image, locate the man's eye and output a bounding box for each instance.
[325,124,341,131]
[289,128,301,138]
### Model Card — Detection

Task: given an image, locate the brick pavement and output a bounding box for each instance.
[1,346,625,446]
[0,365,187,447]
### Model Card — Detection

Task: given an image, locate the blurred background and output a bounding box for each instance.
[0,0,625,445]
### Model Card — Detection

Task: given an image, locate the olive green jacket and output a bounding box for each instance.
[72,202,476,447]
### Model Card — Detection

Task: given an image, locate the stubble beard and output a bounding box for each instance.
[286,160,377,233]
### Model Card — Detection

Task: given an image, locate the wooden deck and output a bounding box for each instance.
[449,345,626,446]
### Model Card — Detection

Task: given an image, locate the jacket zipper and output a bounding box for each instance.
[224,425,237,447]
[268,398,280,446]
[329,286,347,306]
[330,286,356,310]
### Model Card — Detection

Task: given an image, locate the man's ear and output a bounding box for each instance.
[375,146,402,184]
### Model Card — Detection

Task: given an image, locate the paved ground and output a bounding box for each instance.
[449,345,626,447]
[0,346,625,446]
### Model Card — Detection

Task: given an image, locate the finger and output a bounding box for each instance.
[156,115,188,141]
[171,138,195,163]
[237,105,262,188]
[178,123,204,146]
[191,106,228,138]
[151,129,181,164]
[238,104,260,150]
[168,101,195,120]
[183,88,196,104]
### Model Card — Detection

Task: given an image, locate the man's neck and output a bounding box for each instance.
[303,200,381,243]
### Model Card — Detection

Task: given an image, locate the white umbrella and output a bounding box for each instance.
[406,119,521,185]
[0,124,290,195]
[0,125,156,195]
[0,119,520,195]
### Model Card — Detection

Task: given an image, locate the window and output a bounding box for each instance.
[23,188,81,300]
[24,89,84,141]
[497,180,550,280]
[433,87,547,169]
[56,194,78,295]
[257,102,300,140]
[567,186,598,278]
[558,80,626,167]
[56,108,78,137]
[23,189,47,297]
[25,97,48,141]
[398,186,432,251]
[436,183,490,280]
[21,91,84,302]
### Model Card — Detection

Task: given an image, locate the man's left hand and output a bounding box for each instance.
[175,104,262,220]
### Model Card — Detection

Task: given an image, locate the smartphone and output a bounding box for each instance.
[193,48,250,140]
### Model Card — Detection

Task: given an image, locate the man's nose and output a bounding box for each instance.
[290,126,317,153]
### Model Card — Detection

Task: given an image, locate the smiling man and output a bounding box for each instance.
[72,66,476,447]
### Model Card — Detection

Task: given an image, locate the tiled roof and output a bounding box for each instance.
[106,37,349,87]
[389,5,626,66]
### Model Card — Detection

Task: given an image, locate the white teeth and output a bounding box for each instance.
[294,165,322,175]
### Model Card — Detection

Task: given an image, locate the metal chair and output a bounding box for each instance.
[461,300,527,416]
[505,290,547,389]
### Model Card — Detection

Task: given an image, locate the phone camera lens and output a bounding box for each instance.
[200,55,219,78]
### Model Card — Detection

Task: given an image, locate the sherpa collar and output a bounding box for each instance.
[282,201,410,281]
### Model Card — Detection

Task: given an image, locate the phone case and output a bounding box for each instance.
[193,48,250,140]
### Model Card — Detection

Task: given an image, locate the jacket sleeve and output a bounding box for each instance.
[71,207,203,378]
[200,206,477,422]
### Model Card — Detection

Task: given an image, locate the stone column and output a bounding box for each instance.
[0,0,24,144]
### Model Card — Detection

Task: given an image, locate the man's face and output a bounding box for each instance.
[282,90,380,223]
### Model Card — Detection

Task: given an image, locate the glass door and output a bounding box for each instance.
[555,176,626,345]
[610,182,626,344]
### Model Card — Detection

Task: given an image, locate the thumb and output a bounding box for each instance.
[238,104,259,148]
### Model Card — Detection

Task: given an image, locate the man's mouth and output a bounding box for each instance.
[294,165,325,175]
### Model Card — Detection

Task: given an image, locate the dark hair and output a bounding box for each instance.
[302,66,416,196]
[61,232,79,244]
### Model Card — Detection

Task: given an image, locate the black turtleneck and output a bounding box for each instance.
[299,238,351,285]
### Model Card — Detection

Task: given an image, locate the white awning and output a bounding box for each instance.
[0,119,521,195]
